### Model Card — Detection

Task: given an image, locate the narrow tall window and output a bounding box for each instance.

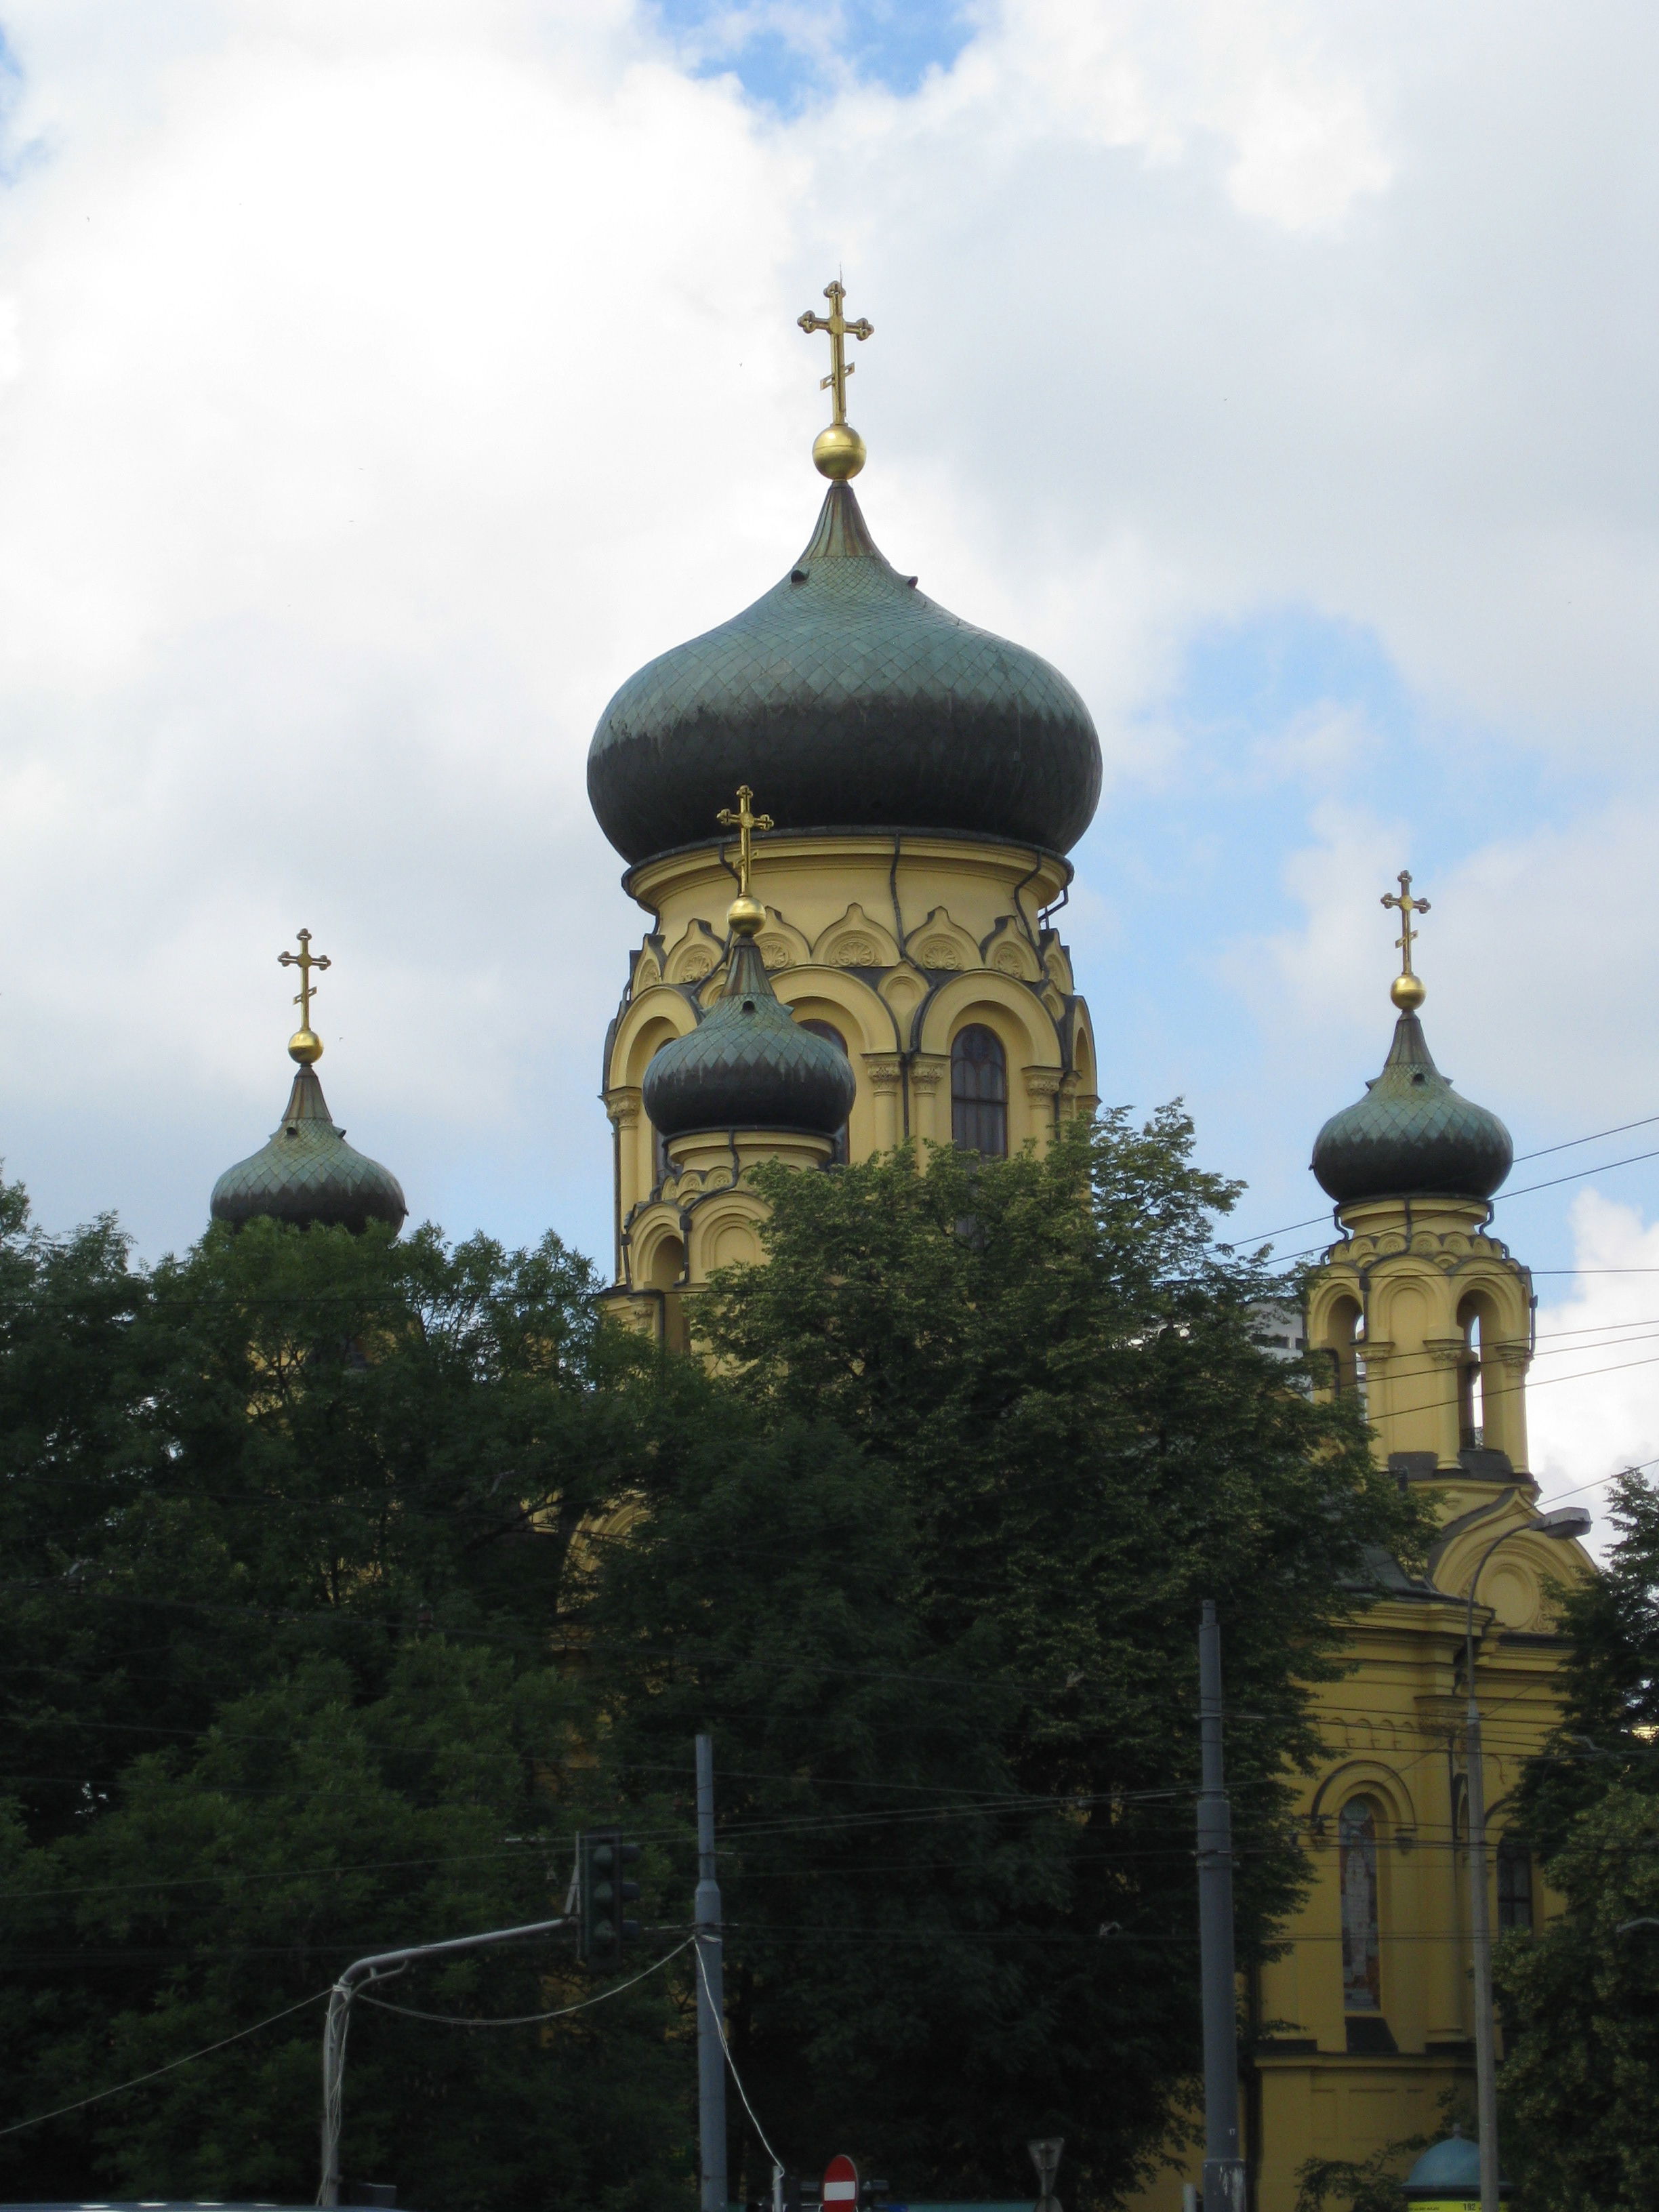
[1460,1307,1486,1449]
[1497,1837,1534,1931]
[951,1025,1007,1157]
[1339,1798,1382,2011]
[800,1020,851,1164]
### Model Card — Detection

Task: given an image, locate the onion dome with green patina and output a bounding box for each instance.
[211,930,407,1234]
[1400,2126,1509,2205]
[1311,878,1512,1207]
[643,868,856,1146]
[588,478,1103,867]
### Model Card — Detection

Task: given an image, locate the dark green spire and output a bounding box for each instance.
[1311,1011,1512,1206]
[211,1061,406,1235]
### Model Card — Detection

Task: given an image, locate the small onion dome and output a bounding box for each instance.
[588,480,1102,867]
[211,1062,407,1234]
[1400,2127,1509,2205]
[642,922,856,1144]
[1311,1011,1513,1207]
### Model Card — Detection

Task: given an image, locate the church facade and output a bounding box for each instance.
[569,287,1588,2210]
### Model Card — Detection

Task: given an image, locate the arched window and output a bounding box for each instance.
[1322,1294,1366,1409]
[1460,1304,1486,1449]
[1497,1837,1534,1931]
[800,1020,851,1164]
[1339,1797,1382,2012]
[951,1025,1007,1157]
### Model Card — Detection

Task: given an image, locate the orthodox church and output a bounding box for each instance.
[210,284,1589,2212]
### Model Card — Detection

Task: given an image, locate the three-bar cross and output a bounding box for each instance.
[797,280,873,427]
[716,786,773,901]
[279,927,331,1029]
[1380,871,1430,977]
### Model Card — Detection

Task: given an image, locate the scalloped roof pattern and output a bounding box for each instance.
[588,483,1101,865]
[211,1065,407,1233]
[1311,1012,1513,1206]
[642,937,856,1140]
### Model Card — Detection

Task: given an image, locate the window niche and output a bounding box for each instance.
[951,1025,1007,1157]
[1339,1795,1398,2052]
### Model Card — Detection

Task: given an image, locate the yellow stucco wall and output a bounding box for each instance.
[1126,1195,1591,2212]
[599,828,1097,1330]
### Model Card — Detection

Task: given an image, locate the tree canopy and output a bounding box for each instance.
[0,1117,1427,2209]
[1498,1467,1659,2212]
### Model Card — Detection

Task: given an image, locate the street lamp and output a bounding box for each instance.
[1463,1504,1591,2212]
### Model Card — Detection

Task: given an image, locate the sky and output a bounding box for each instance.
[0,0,1655,1540]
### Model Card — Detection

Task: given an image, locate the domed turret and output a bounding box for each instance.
[642,787,857,1145]
[1311,872,1512,1206]
[587,479,1101,867]
[211,930,407,1235]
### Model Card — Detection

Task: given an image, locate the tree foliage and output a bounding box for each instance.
[1499,1467,1659,2212]
[583,1120,1425,2205]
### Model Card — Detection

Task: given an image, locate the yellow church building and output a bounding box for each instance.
[578,283,1590,2210]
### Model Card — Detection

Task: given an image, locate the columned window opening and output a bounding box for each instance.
[1460,1305,1486,1448]
[1324,1295,1366,1410]
[1497,1837,1534,1931]
[800,1020,851,1163]
[951,1025,1007,1157]
[1339,1797,1382,2012]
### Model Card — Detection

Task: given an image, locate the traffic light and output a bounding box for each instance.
[576,1826,640,1969]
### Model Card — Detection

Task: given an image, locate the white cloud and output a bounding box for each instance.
[0,0,1652,1274]
[1529,1192,1659,1551]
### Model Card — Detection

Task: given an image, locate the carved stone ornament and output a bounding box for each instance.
[758,936,794,970]
[864,1054,903,1090]
[834,935,881,967]
[917,938,963,970]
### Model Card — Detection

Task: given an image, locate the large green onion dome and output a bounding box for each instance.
[1312,1010,1512,1206]
[588,482,1102,867]
[643,905,856,1144]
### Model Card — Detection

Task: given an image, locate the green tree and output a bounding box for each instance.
[584,1118,1425,2207]
[1498,1467,1659,2212]
[0,1191,698,2209]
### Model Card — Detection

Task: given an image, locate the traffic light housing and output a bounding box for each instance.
[576,1826,640,1970]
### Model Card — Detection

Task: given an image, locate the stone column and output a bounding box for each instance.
[908,1055,949,1150]
[863,1054,904,1155]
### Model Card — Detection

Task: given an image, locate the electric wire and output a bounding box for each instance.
[697,1936,785,2178]
[356,1932,695,2026]
[0,1986,330,2140]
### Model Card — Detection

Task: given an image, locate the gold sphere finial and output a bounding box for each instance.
[813,422,867,480]
[288,1027,324,1064]
[727,893,765,937]
[799,278,874,478]
[1390,970,1427,1013]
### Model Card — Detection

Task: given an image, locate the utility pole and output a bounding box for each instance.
[695,1732,729,2212]
[1197,1601,1246,2212]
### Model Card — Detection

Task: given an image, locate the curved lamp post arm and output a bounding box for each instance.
[318,1913,571,2206]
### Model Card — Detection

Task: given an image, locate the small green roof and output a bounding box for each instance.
[1311,1011,1512,1206]
[642,932,855,1142]
[211,1063,406,1235]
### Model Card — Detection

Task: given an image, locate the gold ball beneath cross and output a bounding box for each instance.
[1390,972,1426,1013]
[289,1027,324,1065]
[813,422,866,480]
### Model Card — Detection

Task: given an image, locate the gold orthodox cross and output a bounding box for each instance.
[279,927,331,1028]
[797,279,873,427]
[716,785,773,899]
[1380,871,1430,975]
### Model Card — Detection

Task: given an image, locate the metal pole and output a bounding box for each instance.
[695,1732,729,2212]
[1197,1601,1246,2212]
[1464,1538,1511,2212]
[316,1911,569,2206]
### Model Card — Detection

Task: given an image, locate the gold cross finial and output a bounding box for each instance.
[1380,871,1429,1013]
[798,278,874,480]
[278,927,331,1064]
[716,785,773,938]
